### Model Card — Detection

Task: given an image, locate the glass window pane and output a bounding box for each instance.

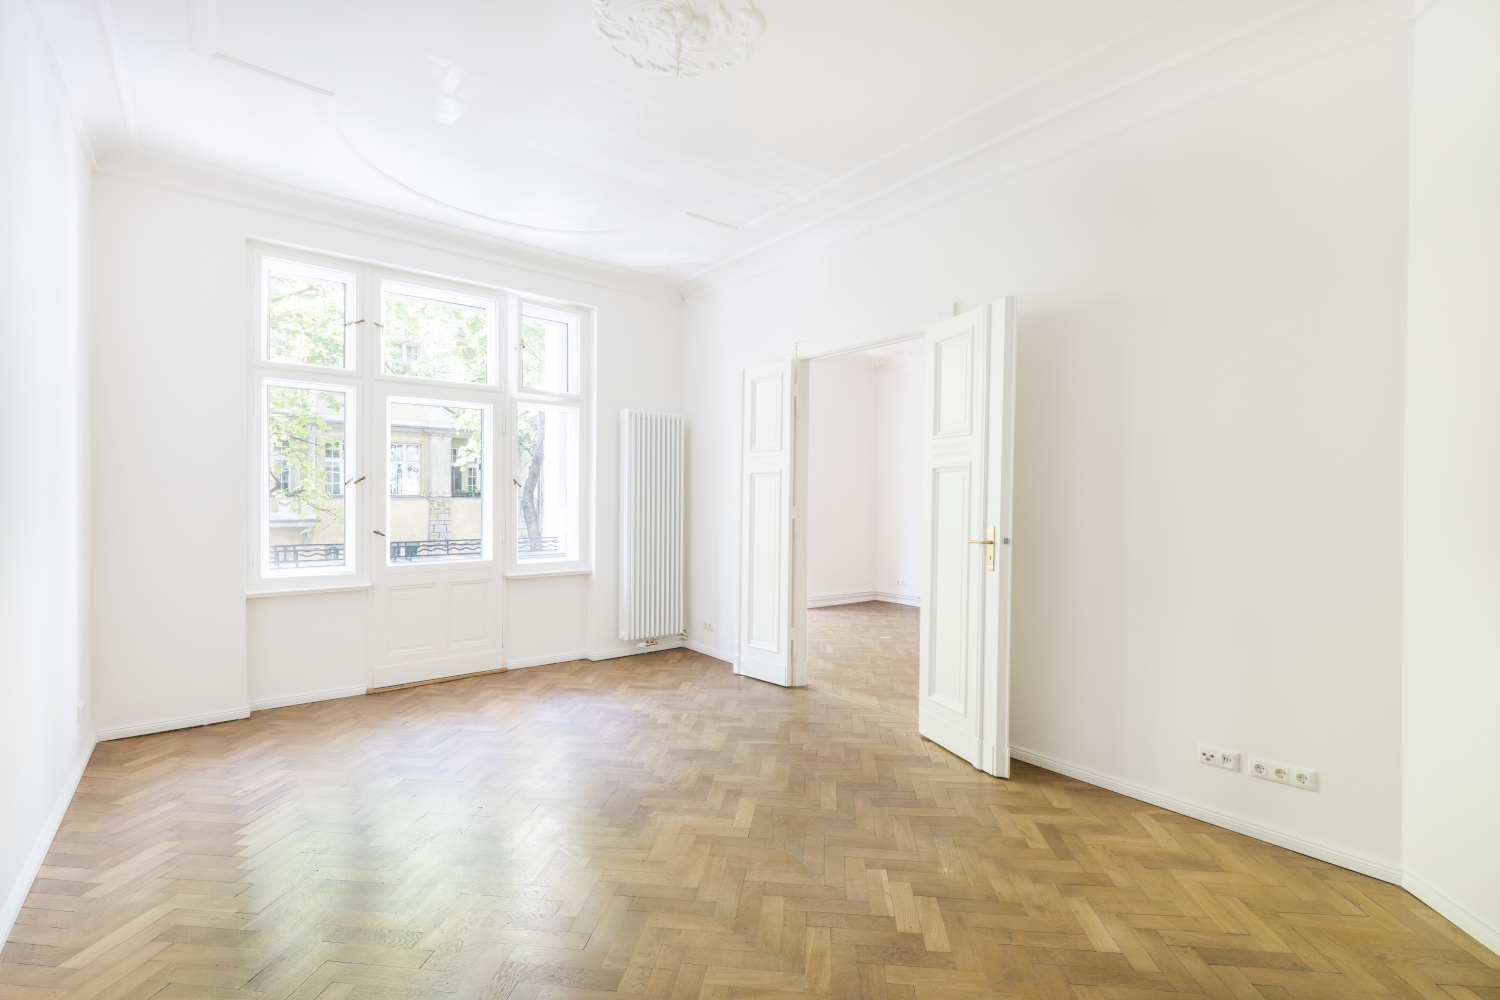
[267,267,349,367]
[383,287,489,383]
[515,404,577,562]
[266,384,348,572]
[388,401,485,563]
[520,313,571,393]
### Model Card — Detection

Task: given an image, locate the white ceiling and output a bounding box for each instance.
[34,0,1396,281]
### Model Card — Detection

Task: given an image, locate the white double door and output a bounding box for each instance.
[370,386,505,689]
[737,299,1016,778]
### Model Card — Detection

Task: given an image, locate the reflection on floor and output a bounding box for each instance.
[2,604,1495,998]
[806,601,918,720]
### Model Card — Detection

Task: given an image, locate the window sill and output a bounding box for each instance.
[247,583,373,599]
[506,567,594,579]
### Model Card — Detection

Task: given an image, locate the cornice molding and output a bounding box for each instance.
[95,149,682,303]
[681,0,1418,299]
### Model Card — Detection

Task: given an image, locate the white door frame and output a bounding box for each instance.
[735,305,953,684]
[784,305,955,686]
[739,300,1014,778]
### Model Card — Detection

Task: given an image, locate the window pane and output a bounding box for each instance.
[383,288,489,383]
[520,313,571,393]
[267,268,348,367]
[389,401,485,562]
[515,404,577,562]
[266,384,348,572]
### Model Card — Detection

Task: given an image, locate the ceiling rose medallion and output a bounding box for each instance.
[592,0,766,77]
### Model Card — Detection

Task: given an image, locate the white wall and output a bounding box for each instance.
[685,31,1410,875]
[806,356,877,602]
[806,349,922,607]
[874,351,923,605]
[91,154,681,736]
[1401,0,1500,953]
[0,3,93,942]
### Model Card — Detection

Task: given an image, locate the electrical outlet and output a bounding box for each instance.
[702,620,714,632]
[76,700,86,720]
[1249,756,1317,791]
[897,579,906,588]
[1197,744,1238,769]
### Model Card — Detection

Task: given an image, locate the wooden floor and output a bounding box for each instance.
[3,603,1496,1000]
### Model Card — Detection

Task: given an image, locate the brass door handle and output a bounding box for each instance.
[968,527,996,571]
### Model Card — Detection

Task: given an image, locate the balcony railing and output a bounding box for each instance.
[517,534,560,558]
[272,538,504,566]
[270,543,345,568]
[389,539,483,561]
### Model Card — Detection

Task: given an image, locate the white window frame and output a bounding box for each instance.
[382,394,495,566]
[247,242,594,595]
[255,375,358,586]
[260,255,358,372]
[508,300,593,577]
[379,278,500,388]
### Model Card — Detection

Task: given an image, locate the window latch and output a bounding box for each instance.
[373,530,386,537]
[345,476,366,486]
[344,319,364,326]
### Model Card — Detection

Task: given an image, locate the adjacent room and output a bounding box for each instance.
[3,1,1498,997]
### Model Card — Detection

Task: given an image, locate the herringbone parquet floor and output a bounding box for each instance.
[3,603,1496,1000]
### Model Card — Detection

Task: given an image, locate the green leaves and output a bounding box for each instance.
[383,293,488,383]
[268,274,346,367]
[268,385,346,525]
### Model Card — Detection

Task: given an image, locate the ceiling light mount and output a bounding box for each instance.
[593,0,765,78]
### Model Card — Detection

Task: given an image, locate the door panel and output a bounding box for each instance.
[739,362,797,686]
[388,585,434,653]
[447,580,490,645]
[919,300,1017,776]
[371,390,504,689]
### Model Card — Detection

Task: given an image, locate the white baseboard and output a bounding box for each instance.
[807,591,920,608]
[1,740,95,945]
[1009,746,1402,884]
[1402,869,1500,957]
[95,707,251,743]
[589,638,686,660]
[807,591,878,608]
[250,685,367,712]
[506,650,586,670]
[508,640,690,671]
[685,640,736,668]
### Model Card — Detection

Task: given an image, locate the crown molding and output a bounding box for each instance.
[25,0,136,159]
[680,0,1417,300]
[95,148,682,303]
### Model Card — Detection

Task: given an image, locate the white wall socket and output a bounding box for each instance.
[1249,756,1318,791]
[702,620,714,632]
[1197,744,1239,770]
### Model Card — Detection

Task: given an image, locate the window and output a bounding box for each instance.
[452,448,479,496]
[389,443,420,496]
[263,259,355,369]
[262,380,352,575]
[519,304,579,395]
[382,282,493,383]
[250,244,591,592]
[510,302,586,572]
[387,401,487,563]
[325,441,344,496]
[514,404,578,562]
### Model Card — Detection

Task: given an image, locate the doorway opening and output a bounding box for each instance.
[802,340,924,722]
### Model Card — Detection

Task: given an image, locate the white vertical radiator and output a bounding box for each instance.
[619,410,685,642]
